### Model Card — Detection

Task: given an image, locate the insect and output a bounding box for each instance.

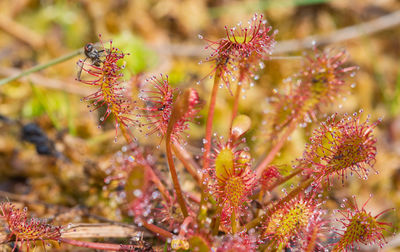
[76,43,105,81]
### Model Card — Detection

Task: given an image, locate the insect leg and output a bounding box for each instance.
[76,57,88,81]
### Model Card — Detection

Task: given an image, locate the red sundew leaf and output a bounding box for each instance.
[0,202,62,251]
[201,14,277,92]
[332,195,392,251]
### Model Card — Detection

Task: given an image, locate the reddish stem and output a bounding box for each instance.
[230,70,246,130]
[202,68,221,171]
[59,238,125,251]
[165,129,189,217]
[198,69,221,221]
[118,124,172,204]
[142,220,173,239]
[172,143,201,185]
[119,122,174,236]
[255,119,298,178]
[145,164,172,204]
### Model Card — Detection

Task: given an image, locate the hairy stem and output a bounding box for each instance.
[255,119,298,178]
[166,130,189,217]
[0,49,82,86]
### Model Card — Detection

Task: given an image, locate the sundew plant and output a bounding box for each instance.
[0,13,394,252]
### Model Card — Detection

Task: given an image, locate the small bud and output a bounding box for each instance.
[170,88,200,126]
[259,165,282,190]
[231,115,251,139]
[169,88,201,141]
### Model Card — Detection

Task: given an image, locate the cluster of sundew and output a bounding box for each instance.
[136,74,202,143]
[0,202,62,252]
[68,15,395,252]
[299,111,379,185]
[199,13,277,92]
[331,195,392,251]
[209,136,256,228]
[266,47,357,132]
[77,36,137,142]
[262,194,322,249]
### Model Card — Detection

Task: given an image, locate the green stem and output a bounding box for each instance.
[231,210,238,234]
[212,204,223,235]
[166,128,189,218]
[0,49,82,86]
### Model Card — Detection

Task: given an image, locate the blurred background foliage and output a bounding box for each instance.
[0,0,400,251]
